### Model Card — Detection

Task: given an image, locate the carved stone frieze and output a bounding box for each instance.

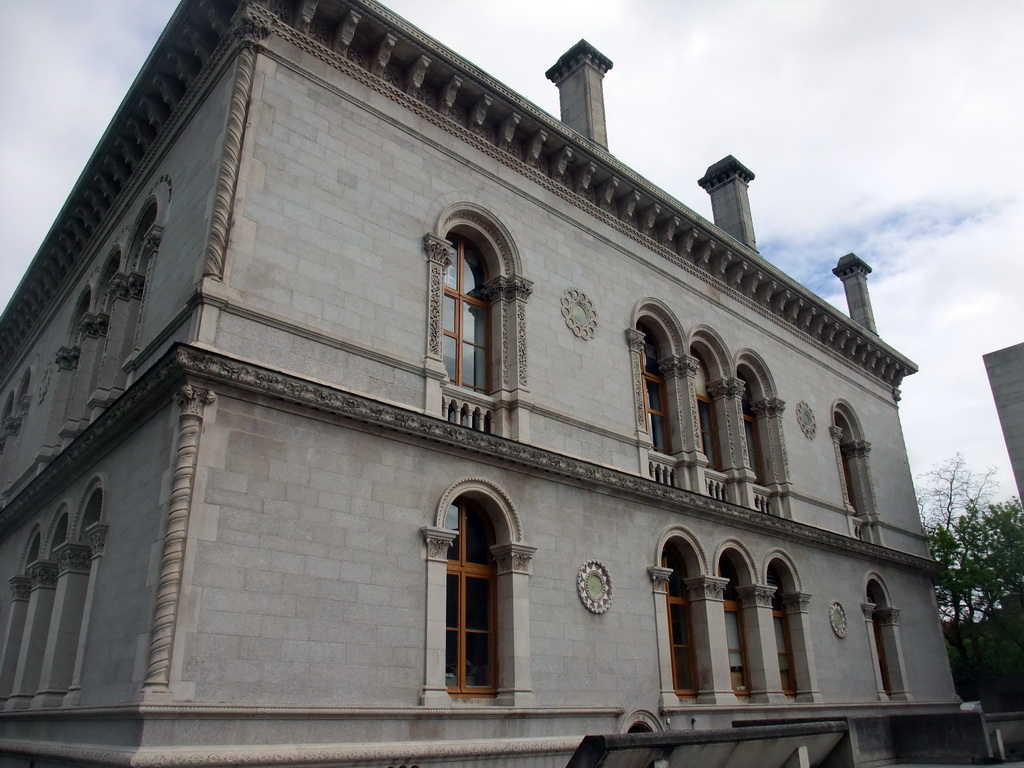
[0,345,942,579]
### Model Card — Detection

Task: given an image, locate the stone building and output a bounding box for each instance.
[0,1,957,766]
[985,341,1024,500]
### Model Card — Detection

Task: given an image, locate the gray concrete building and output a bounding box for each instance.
[0,1,958,766]
[985,342,1024,500]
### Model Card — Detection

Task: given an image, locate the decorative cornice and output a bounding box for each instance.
[0,345,940,578]
[242,1,916,391]
[0,0,235,370]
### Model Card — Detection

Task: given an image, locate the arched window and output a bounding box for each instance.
[52,513,69,550]
[82,488,103,531]
[834,411,859,511]
[442,235,488,392]
[662,544,695,694]
[866,580,892,694]
[640,323,670,453]
[444,498,497,696]
[692,353,721,470]
[26,531,41,565]
[767,564,796,696]
[719,556,749,695]
[739,373,764,485]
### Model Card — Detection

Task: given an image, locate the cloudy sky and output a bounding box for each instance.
[2,1,1022,500]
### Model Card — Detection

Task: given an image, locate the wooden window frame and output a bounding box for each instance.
[445,500,498,697]
[639,325,671,453]
[768,568,796,696]
[741,395,765,484]
[442,235,489,393]
[720,559,750,696]
[662,548,695,695]
[697,396,721,470]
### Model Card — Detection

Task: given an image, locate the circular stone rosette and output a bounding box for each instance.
[829,600,848,638]
[561,288,598,340]
[577,560,613,614]
[795,401,816,439]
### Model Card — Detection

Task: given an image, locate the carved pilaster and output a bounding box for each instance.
[648,566,672,595]
[492,543,536,575]
[201,6,266,278]
[423,234,455,360]
[422,526,456,562]
[625,328,646,432]
[142,385,215,693]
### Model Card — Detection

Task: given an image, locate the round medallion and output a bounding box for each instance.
[577,560,613,614]
[829,600,848,638]
[796,401,816,439]
[561,288,598,340]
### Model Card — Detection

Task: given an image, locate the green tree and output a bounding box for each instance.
[919,456,1024,699]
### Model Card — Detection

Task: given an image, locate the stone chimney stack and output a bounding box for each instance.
[545,40,613,149]
[698,155,757,250]
[832,253,878,333]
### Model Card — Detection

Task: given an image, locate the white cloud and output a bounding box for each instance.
[2,0,1022,498]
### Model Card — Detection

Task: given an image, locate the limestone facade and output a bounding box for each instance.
[0,1,956,766]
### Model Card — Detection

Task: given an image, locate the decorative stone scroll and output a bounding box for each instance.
[577,560,612,614]
[561,289,597,340]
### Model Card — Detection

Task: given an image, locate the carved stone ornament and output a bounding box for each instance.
[561,288,598,340]
[37,361,53,403]
[577,559,612,614]
[796,401,816,439]
[829,600,848,638]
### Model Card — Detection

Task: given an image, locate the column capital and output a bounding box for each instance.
[683,574,728,602]
[708,377,744,400]
[491,542,536,575]
[86,522,109,555]
[657,356,686,379]
[422,233,454,268]
[861,602,877,621]
[624,328,645,353]
[841,440,871,458]
[829,425,844,443]
[29,561,59,588]
[421,526,457,562]
[481,275,533,303]
[174,385,216,417]
[737,584,775,608]
[750,397,785,417]
[875,607,901,627]
[782,592,812,614]
[9,575,32,600]
[54,542,93,575]
[56,346,81,370]
[647,566,672,594]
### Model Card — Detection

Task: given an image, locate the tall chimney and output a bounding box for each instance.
[832,253,878,333]
[545,40,613,149]
[698,155,757,250]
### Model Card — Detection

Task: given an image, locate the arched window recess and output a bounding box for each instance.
[423,208,532,440]
[830,404,879,541]
[862,578,910,701]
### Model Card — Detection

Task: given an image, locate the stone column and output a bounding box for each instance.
[678,355,710,493]
[738,585,787,704]
[32,543,93,707]
[492,542,536,705]
[422,234,455,420]
[89,272,134,413]
[481,276,534,441]
[64,523,108,706]
[648,566,678,708]
[684,575,736,705]
[139,385,215,702]
[783,593,822,703]
[625,329,652,471]
[750,398,792,517]
[657,356,691,490]
[876,608,911,701]
[5,562,58,710]
[39,347,79,460]
[708,377,754,506]
[421,526,457,706]
[61,315,108,441]
[843,440,880,541]
[861,602,887,700]
[0,577,32,704]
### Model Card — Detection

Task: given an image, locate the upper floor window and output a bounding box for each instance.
[739,375,764,484]
[640,324,670,453]
[445,498,497,696]
[443,235,488,392]
[866,580,892,694]
[692,353,721,470]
